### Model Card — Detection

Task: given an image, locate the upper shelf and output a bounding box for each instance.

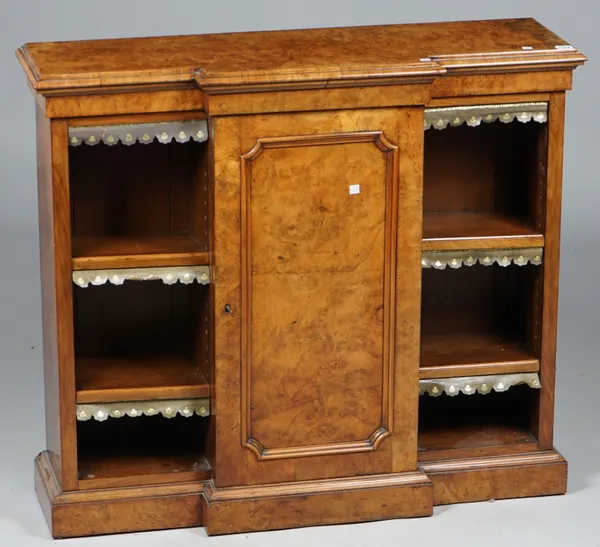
[17,19,586,91]
[424,102,547,131]
[423,212,544,252]
[68,119,208,147]
[72,235,208,270]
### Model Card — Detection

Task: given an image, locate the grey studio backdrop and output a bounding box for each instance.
[0,1,597,546]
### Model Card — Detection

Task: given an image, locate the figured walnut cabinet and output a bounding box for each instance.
[17,18,585,538]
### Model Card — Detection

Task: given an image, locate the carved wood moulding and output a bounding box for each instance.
[424,102,548,130]
[240,131,397,460]
[76,398,210,422]
[419,373,541,397]
[72,266,210,288]
[422,248,543,269]
[68,119,208,147]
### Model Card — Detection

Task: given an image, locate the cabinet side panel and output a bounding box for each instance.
[36,104,61,483]
[36,105,78,490]
[538,92,566,449]
[392,107,424,471]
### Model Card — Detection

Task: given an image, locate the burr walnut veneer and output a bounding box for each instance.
[17,18,585,538]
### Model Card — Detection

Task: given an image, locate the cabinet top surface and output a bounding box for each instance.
[18,18,586,91]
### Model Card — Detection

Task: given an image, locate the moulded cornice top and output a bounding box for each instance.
[17,18,586,92]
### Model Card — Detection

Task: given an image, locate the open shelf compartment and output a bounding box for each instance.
[73,280,210,404]
[69,117,210,270]
[420,263,541,379]
[423,103,547,251]
[418,384,539,460]
[73,276,212,487]
[77,414,211,489]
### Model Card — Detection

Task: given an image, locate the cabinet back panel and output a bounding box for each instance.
[424,121,543,218]
[73,282,206,358]
[421,265,538,345]
[78,414,207,457]
[69,140,208,247]
[419,385,538,452]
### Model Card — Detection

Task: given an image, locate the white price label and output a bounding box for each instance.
[349,184,360,195]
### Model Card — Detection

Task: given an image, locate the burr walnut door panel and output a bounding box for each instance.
[212,109,424,487]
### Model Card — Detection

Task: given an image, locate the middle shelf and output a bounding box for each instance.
[420,332,539,379]
[76,356,210,404]
[73,275,211,410]
[420,259,541,379]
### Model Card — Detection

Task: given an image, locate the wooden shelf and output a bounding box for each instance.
[78,453,211,489]
[72,235,209,270]
[76,356,210,403]
[418,423,536,453]
[422,212,544,252]
[420,332,539,379]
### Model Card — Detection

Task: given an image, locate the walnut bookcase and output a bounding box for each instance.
[17,18,585,538]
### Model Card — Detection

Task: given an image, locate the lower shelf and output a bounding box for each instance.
[418,384,538,460]
[419,423,536,453]
[78,453,211,489]
[77,413,210,489]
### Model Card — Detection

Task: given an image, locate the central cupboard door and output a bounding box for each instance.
[212,109,424,487]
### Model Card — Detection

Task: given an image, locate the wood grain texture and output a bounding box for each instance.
[45,89,204,118]
[36,109,78,491]
[421,450,567,505]
[206,84,431,115]
[537,92,565,449]
[212,109,420,487]
[75,357,209,403]
[72,236,208,270]
[430,71,573,98]
[419,332,539,379]
[240,132,396,460]
[419,423,536,452]
[417,441,539,463]
[35,451,206,538]
[392,107,424,472]
[66,109,207,127]
[203,471,433,535]
[422,212,543,251]
[36,103,62,487]
[78,454,211,490]
[19,19,585,92]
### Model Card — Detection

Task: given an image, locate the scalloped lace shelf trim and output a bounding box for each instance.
[68,119,208,147]
[422,248,543,269]
[76,398,210,422]
[73,265,210,288]
[419,373,541,397]
[424,102,548,130]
